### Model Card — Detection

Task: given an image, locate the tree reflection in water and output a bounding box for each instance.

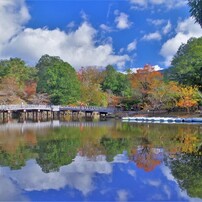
[130,137,163,172]
[0,120,202,200]
[168,153,202,199]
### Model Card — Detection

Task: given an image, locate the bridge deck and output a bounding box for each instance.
[0,105,114,113]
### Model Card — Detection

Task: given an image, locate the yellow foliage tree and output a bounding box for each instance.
[77,67,107,106]
[177,86,199,113]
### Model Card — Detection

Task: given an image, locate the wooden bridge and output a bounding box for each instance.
[0,104,114,121]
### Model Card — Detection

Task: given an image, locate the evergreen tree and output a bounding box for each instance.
[36,55,81,105]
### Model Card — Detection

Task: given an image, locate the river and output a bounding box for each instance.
[0,120,202,201]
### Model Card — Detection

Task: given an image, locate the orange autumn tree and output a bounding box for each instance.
[24,81,37,97]
[132,146,162,172]
[177,86,199,113]
[130,64,163,109]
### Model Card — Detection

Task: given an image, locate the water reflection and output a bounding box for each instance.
[0,120,202,201]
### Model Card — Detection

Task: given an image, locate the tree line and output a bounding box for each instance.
[0,36,201,112]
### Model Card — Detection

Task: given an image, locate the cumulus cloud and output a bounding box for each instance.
[162,20,172,35]
[115,11,132,30]
[127,40,137,52]
[153,65,163,71]
[129,0,186,9]
[0,1,129,69]
[121,64,162,74]
[142,32,161,41]
[160,17,202,66]
[0,0,30,45]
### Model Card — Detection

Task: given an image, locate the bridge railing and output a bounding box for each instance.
[0,104,115,112]
[60,105,114,112]
[0,104,51,110]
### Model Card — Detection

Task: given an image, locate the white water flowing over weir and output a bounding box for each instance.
[122,116,202,124]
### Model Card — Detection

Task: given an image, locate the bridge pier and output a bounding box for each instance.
[85,111,93,118]
[32,110,40,121]
[2,111,9,122]
[0,105,114,122]
[52,111,59,120]
[8,110,12,119]
[46,111,49,120]
[85,111,93,121]
[72,110,79,117]
[23,110,27,120]
[59,111,65,120]
[99,112,107,121]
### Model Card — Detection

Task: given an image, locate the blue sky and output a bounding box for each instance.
[0,0,202,71]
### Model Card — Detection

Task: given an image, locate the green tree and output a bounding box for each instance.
[36,55,81,105]
[188,0,202,28]
[166,37,202,89]
[102,65,131,97]
[0,58,37,87]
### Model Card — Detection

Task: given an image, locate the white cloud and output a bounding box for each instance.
[142,32,161,41]
[127,40,137,52]
[119,48,125,53]
[67,21,76,29]
[129,0,147,7]
[153,65,163,71]
[150,0,165,5]
[162,20,172,35]
[115,12,132,30]
[129,0,186,9]
[160,17,202,66]
[80,10,88,21]
[0,0,30,45]
[121,64,162,74]
[0,1,129,69]
[100,24,113,32]
[147,18,165,26]
[1,23,130,69]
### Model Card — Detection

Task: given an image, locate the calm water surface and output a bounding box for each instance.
[0,120,202,201]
